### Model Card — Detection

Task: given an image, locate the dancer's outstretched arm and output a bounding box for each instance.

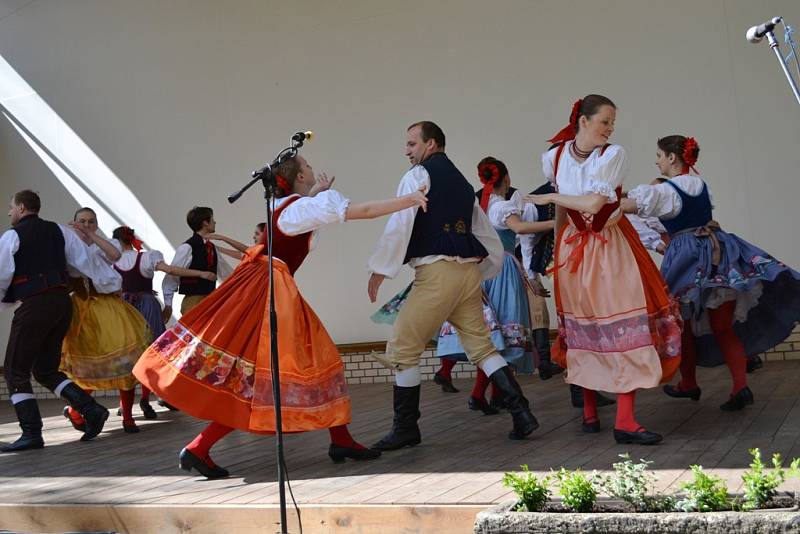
[345,187,427,220]
[505,216,555,235]
[524,191,609,215]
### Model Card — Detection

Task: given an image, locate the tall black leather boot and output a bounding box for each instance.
[488,366,539,439]
[60,382,109,441]
[1,399,44,452]
[371,385,421,451]
[533,329,563,380]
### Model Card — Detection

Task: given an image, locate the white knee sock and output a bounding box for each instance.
[478,354,507,377]
[395,366,421,387]
[10,393,35,405]
[53,379,72,397]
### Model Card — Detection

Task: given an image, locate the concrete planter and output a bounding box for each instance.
[474,499,800,534]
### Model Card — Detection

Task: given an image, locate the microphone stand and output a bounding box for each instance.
[228,140,303,534]
[758,19,800,106]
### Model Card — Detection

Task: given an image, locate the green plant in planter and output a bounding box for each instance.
[502,464,551,512]
[554,468,598,512]
[676,465,730,512]
[596,453,674,512]
[741,448,800,510]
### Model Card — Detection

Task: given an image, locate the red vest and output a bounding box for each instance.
[265,196,313,275]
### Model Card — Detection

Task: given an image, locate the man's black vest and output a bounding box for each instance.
[403,153,488,263]
[178,233,217,295]
[2,214,69,302]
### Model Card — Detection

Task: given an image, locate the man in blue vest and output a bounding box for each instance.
[0,190,110,452]
[367,122,540,449]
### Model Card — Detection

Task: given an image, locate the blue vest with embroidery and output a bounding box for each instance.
[403,153,488,263]
[661,180,713,236]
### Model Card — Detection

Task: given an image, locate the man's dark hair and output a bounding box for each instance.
[408,121,445,149]
[13,190,41,213]
[186,206,214,232]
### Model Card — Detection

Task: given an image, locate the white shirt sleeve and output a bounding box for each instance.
[216,252,233,281]
[542,148,557,186]
[140,250,165,278]
[627,182,681,219]
[471,200,504,280]
[588,145,627,202]
[487,195,523,229]
[626,214,665,252]
[92,237,123,265]
[0,230,19,311]
[162,243,192,307]
[367,166,430,279]
[276,190,351,236]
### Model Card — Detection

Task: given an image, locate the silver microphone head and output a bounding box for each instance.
[746,25,763,43]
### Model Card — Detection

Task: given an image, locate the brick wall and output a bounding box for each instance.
[2,326,798,400]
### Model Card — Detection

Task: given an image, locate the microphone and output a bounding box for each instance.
[746,17,782,43]
[291,131,314,144]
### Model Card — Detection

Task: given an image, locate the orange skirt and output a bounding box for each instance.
[132,246,351,433]
[551,213,681,393]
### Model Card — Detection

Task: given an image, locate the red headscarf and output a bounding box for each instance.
[682,137,700,174]
[478,161,502,212]
[547,99,583,144]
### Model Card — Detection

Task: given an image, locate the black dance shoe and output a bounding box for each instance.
[614,428,662,445]
[123,421,140,434]
[538,361,564,381]
[140,399,158,420]
[158,399,179,411]
[746,356,763,374]
[328,443,381,463]
[582,419,601,433]
[720,386,754,412]
[63,406,86,432]
[663,384,702,401]
[433,372,459,393]
[179,448,230,479]
[468,395,500,415]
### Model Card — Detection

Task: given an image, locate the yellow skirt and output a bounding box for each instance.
[61,292,150,391]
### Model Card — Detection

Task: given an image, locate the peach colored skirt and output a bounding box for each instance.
[551,213,682,393]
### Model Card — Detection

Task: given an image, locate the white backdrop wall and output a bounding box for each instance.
[0,0,798,348]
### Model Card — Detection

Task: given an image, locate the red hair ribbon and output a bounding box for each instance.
[275,174,292,197]
[119,226,143,251]
[682,136,699,174]
[546,99,583,144]
[478,162,501,212]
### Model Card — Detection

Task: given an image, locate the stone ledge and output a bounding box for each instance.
[474,501,800,534]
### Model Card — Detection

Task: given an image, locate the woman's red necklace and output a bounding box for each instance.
[570,142,594,160]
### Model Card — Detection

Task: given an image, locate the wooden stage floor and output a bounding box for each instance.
[1,360,800,533]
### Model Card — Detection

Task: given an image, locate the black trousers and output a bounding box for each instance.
[4,289,72,395]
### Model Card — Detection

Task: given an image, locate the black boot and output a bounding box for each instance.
[533,329,563,380]
[488,366,539,439]
[371,385,422,451]
[1,399,44,452]
[570,385,615,407]
[60,382,109,441]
